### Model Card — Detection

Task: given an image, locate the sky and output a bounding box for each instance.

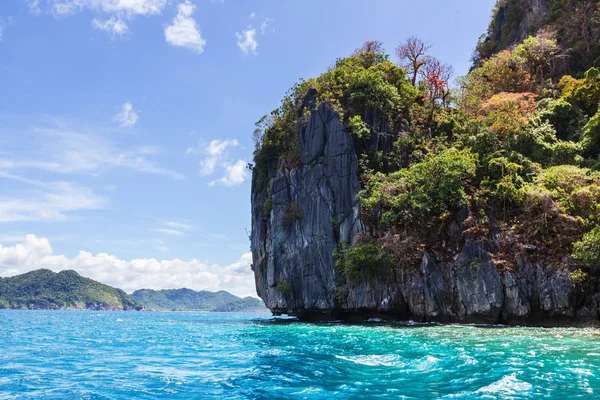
[0,0,496,297]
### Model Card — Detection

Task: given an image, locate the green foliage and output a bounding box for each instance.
[570,269,593,291]
[582,107,600,159]
[335,239,395,280]
[0,269,142,310]
[347,70,403,118]
[573,226,600,269]
[533,165,600,225]
[335,287,347,304]
[347,115,370,139]
[536,98,585,141]
[361,148,477,233]
[274,280,292,296]
[561,68,600,117]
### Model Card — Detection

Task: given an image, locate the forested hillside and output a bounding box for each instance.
[0,269,142,310]
[131,288,267,312]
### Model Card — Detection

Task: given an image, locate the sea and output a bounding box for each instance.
[0,310,599,399]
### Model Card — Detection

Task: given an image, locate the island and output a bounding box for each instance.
[131,288,267,312]
[0,269,142,310]
[249,0,600,326]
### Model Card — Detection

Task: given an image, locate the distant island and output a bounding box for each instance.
[0,269,142,310]
[131,288,267,312]
[0,269,267,312]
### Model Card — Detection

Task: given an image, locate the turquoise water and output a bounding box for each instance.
[1,311,599,399]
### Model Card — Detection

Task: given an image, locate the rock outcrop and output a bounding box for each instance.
[251,98,600,327]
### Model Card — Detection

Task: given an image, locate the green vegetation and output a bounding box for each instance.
[573,227,600,269]
[475,0,600,74]
[131,288,266,312]
[251,3,600,277]
[360,148,477,235]
[570,268,593,291]
[274,280,292,296]
[335,237,395,280]
[0,269,141,310]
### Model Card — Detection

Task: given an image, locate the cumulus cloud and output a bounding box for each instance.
[0,182,106,223]
[236,27,257,55]
[187,139,239,176]
[210,160,248,187]
[92,17,129,36]
[164,0,206,54]
[186,139,247,186]
[0,235,256,297]
[114,102,139,127]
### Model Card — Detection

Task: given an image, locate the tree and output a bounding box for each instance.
[421,57,454,108]
[573,226,600,268]
[396,36,431,86]
[352,40,387,68]
[513,32,568,84]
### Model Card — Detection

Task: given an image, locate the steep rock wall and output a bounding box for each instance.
[251,100,600,327]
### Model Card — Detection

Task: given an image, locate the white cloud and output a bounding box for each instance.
[50,0,168,17]
[0,18,15,41]
[236,27,257,55]
[92,17,129,36]
[0,126,184,180]
[162,221,194,230]
[49,0,167,36]
[164,0,206,54]
[187,138,239,176]
[187,139,247,187]
[114,102,139,127]
[249,12,255,19]
[151,228,185,236]
[0,235,256,297]
[26,0,42,15]
[210,159,248,187]
[260,18,272,35]
[0,182,106,223]
[151,221,194,237]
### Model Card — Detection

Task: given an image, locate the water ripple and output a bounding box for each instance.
[0,311,599,399]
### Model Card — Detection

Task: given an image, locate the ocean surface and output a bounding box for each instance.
[0,311,599,399]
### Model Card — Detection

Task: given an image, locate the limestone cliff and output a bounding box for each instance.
[251,95,600,327]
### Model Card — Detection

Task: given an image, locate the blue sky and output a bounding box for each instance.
[0,0,496,296]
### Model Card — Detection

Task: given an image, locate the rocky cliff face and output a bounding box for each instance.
[251,98,600,327]
[493,0,550,45]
